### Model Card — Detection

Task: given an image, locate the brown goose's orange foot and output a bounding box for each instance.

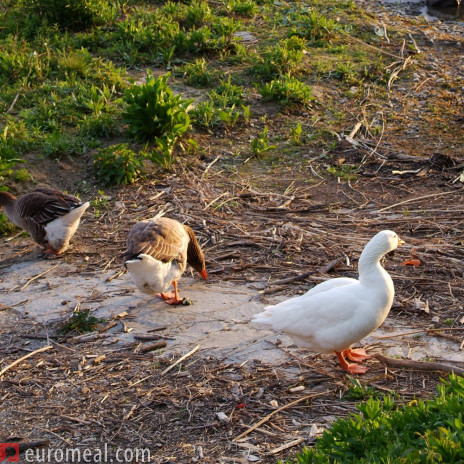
[344,348,371,363]
[335,351,369,375]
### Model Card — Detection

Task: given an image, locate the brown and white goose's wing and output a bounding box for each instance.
[16,188,82,226]
[123,217,188,271]
[14,189,88,252]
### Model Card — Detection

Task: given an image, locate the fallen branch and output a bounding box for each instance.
[374,354,464,375]
[21,264,59,291]
[0,345,53,378]
[267,438,305,456]
[133,333,164,341]
[234,391,327,442]
[140,340,167,353]
[377,191,456,213]
[161,344,200,375]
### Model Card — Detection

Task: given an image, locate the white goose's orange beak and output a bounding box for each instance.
[398,238,405,246]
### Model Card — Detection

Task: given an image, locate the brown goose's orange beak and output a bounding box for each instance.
[200,269,208,280]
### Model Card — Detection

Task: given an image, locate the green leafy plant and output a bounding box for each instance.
[191,100,218,128]
[93,143,144,186]
[259,75,315,107]
[326,163,358,181]
[229,0,258,17]
[250,37,305,81]
[288,9,340,43]
[290,122,303,145]
[58,309,106,335]
[20,0,119,32]
[185,1,212,29]
[287,374,464,463]
[122,71,192,143]
[251,126,277,157]
[182,58,215,87]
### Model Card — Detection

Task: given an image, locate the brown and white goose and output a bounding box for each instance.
[122,217,207,305]
[0,188,89,255]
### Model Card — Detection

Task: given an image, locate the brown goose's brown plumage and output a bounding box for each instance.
[0,188,89,254]
[123,217,207,305]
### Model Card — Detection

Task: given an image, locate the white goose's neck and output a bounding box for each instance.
[357,240,390,285]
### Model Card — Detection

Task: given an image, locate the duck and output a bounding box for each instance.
[122,217,208,305]
[251,230,404,374]
[0,188,90,255]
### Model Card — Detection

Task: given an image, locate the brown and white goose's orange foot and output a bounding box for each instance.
[157,283,183,305]
[44,244,59,255]
[335,351,369,374]
[343,348,371,363]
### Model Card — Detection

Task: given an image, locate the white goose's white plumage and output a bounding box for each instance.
[252,230,404,374]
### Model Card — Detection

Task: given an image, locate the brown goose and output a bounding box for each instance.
[0,188,89,255]
[122,217,207,305]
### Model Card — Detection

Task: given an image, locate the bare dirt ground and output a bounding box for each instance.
[1,1,464,463]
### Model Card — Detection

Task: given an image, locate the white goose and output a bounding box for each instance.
[252,230,404,374]
[0,188,89,255]
[122,217,207,305]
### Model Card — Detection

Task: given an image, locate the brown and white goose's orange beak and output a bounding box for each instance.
[200,269,208,280]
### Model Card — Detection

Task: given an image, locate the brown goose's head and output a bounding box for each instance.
[184,225,207,280]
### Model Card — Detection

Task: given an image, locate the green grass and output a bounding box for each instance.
[0,0,424,185]
[284,374,464,463]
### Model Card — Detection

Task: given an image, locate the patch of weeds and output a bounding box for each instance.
[58,309,106,336]
[343,376,388,401]
[143,134,179,169]
[13,168,33,183]
[210,76,244,107]
[326,163,358,181]
[19,0,119,32]
[182,58,216,87]
[43,130,94,159]
[251,126,277,157]
[93,143,145,186]
[191,100,218,128]
[184,1,212,29]
[250,36,306,81]
[228,0,258,17]
[56,48,93,78]
[217,105,241,129]
[290,122,303,145]
[122,71,192,143]
[259,75,315,107]
[90,191,111,218]
[286,374,464,463]
[287,8,341,43]
[333,61,358,84]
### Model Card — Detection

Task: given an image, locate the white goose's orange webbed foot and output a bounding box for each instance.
[335,351,368,374]
[343,348,371,363]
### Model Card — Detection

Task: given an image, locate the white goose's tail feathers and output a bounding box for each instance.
[250,307,274,326]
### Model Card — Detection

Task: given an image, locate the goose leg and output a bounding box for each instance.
[157,281,183,305]
[44,244,59,255]
[343,348,371,363]
[335,351,368,374]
